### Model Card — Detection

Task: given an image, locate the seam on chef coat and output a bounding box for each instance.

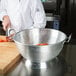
[30,0,46,28]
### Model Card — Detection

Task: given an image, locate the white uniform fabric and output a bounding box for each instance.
[0,0,46,32]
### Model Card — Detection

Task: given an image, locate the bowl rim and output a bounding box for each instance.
[13,28,67,46]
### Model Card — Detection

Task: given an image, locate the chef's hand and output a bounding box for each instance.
[2,15,11,31]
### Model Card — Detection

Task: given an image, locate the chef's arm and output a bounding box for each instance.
[0,0,11,31]
[30,0,46,28]
[0,0,8,21]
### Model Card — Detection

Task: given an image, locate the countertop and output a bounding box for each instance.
[1,55,67,76]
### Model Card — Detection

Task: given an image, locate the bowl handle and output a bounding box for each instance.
[6,27,16,40]
[66,33,72,43]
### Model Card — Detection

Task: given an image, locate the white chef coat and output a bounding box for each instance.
[0,0,46,32]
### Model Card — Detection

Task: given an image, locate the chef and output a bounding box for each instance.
[0,0,46,32]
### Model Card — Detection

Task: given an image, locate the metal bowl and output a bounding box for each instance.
[13,28,67,62]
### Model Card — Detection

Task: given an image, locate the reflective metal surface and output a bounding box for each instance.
[6,56,66,76]
[13,28,67,62]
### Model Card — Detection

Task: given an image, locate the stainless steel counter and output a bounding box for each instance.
[3,55,66,76]
[6,61,25,76]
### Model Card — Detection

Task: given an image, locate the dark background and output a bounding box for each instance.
[43,0,76,40]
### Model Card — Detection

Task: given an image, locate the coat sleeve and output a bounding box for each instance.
[30,0,46,28]
[0,0,7,21]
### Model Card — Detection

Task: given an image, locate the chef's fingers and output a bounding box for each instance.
[6,36,14,42]
[2,20,11,31]
[2,15,11,31]
[2,22,10,31]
